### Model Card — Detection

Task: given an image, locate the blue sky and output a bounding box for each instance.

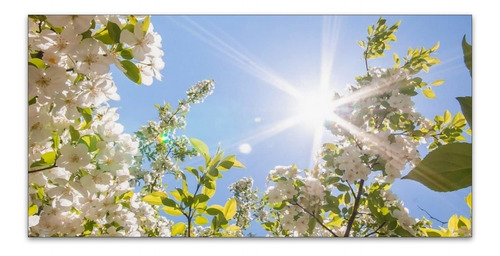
[109,15,471,235]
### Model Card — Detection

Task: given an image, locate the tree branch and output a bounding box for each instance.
[364,222,386,237]
[292,201,338,237]
[344,179,365,237]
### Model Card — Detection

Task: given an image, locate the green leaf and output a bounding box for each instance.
[465,192,472,209]
[194,216,209,225]
[223,198,237,220]
[336,183,350,192]
[51,131,60,151]
[202,182,216,198]
[189,137,209,157]
[142,193,167,206]
[28,96,37,106]
[368,25,373,36]
[451,112,467,128]
[161,197,177,208]
[207,166,219,177]
[40,151,56,166]
[29,204,38,216]
[218,155,235,171]
[431,80,445,86]
[206,205,225,216]
[28,58,46,69]
[106,21,121,44]
[430,41,440,52]
[120,48,133,60]
[443,110,451,124]
[142,16,151,32]
[456,97,472,129]
[162,206,183,216]
[193,194,210,205]
[78,135,100,152]
[402,143,472,192]
[171,222,186,236]
[94,28,114,45]
[226,225,241,232]
[78,107,93,130]
[120,60,141,84]
[422,88,435,99]
[462,35,472,76]
[232,159,246,169]
[170,189,183,202]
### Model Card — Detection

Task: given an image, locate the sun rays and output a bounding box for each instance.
[169,16,444,170]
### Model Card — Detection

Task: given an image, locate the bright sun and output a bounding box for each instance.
[296,90,333,130]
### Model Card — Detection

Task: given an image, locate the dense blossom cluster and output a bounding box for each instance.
[261,67,442,236]
[229,177,259,229]
[28,15,169,237]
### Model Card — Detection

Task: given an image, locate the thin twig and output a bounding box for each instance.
[28,164,57,174]
[292,201,338,237]
[417,205,447,225]
[364,222,386,237]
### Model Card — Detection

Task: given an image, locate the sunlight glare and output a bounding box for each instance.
[296,90,333,130]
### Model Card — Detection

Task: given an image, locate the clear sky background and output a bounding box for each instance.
[109,15,472,236]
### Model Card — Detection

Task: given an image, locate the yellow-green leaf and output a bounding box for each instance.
[422,64,429,72]
[142,193,167,206]
[163,206,183,216]
[206,204,225,216]
[226,225,241,232]
[422,88,435,99]
[430,41,440,52]
[202,182,216,198]
[29,204,38,216]
[194,216,209,225]
[170,190,183,202]
[458,216,471,229]
[432,79,445,86]
[465,193,471,209]
[444,110,451,124]
[224,198,237,220]
[368,25,373,35]
[402,143,472,192]
[448,214,459,231]
[171,222,186,236]
[232,159,246,169]
[452,112,466,127]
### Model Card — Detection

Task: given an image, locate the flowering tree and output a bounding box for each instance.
[28,15,471,237]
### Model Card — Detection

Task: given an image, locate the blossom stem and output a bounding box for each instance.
[364,221,386,237]
[291,201,338,237]
[344,179,365,237]
[28,164,58,174]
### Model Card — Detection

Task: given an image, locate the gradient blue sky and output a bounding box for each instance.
[109,15,471,235]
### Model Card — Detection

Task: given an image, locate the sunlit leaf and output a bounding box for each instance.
[402,143,472,192]
[29,204,38,216]
[194,216,209,225]
[462,35,472,76]
[444,110,451,124]
[106,21,121,44]
[422,88,435,99]
[163,206,183,216]
[120,60,141,84]
[465,193,472,209]
[431,80,445,86]
[456,97,472,129]
[171,222,186,236]
[224,198,237,220]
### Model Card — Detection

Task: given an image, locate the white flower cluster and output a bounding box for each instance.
[28,15,169,237]
[264,166,326,236]
[326,67,433,184]
[228,177,258,229]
